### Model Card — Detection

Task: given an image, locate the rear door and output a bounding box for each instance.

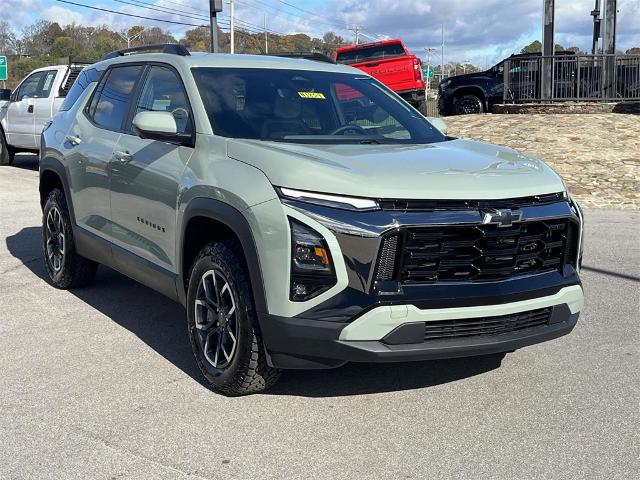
[5,71,45,148]
[64,64,144,241]
[33,70,59,143]
[110,64,195,273]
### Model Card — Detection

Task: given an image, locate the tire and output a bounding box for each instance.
[453,94,484,115]
[0,130,14,166]
[42,188,97,289]
[187,241,280,396]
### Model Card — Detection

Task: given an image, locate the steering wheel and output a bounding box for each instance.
[330,124,368,136]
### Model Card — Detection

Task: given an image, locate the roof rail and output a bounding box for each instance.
[100,43,190,61]
[270,52,335,64]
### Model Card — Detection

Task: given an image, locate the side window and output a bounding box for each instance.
[88,65,143,131]
[60,68,102,112]
[15,72,45,101]
[134,66,192,135]
[38,71,57,98]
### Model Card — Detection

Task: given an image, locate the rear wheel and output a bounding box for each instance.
[42,188,97,288]
[453,94,484,115]
[415,100,429,115]
[187,241,280,396]
[0,131,14,166]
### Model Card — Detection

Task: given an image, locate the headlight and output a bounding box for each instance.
[289,219,337,301]
[279,187,379,212]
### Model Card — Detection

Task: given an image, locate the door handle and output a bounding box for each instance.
[28,105,34,113]
[65,135,82,146]
[113,150,133,164]
[365,62,380,67]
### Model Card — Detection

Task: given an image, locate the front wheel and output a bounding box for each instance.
[453,94,484,115]
[42,188,97,288]
[187,241,280,396]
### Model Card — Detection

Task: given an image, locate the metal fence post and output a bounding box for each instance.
[503,59,510,103]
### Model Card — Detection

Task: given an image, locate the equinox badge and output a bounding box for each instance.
[482,209,523,228]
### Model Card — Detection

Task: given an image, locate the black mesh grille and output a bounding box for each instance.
[398,219,573,284]
[376,235,399,281]
[423,308,552,341]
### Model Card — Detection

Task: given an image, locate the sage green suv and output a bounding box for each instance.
[39,45,584,395]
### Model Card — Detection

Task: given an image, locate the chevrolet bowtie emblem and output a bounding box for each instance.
[482,209,523,228]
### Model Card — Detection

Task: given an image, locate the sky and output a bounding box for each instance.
[5,0,640,66]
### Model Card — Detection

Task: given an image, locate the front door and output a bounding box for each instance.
[65,64,144,241]
[110,64,195,273]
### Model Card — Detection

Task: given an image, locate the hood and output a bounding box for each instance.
[226,138,565,200]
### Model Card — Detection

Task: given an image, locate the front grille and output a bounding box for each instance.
[423,308,552,341]
[394,219,574,284]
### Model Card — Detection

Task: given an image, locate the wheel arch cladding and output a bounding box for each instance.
[453,86,487,101]
[178,197,268,316]
[39,157,73,217]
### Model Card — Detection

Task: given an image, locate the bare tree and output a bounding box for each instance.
[0,20,18,54]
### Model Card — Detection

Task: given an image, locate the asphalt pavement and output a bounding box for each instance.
[1,154,638,480]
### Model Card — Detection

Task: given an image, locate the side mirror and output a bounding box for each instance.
[427,117,448,135]
[132,111,190,144]
[0,89,10,101]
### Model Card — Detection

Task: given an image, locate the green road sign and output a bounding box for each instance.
[422,67,434,79]
[0,56,7,81]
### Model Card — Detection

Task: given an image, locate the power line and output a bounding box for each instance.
[55,0,206,27]
[111,0,209,22]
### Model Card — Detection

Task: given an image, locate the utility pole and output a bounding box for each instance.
[210,0,223,53]
[602,0,617,98]
[229,0,235,54]
[541,0,555,101]
[117,27,145,49]
[441,24,445,79]
[264,13,268,54]
[350,26,361,45]
[591,0,602,54]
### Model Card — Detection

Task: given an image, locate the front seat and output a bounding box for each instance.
[261,94,312,140]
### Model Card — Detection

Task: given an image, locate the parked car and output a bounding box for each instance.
[335,39,427,113]
[438,50,640,115]
[0,62,87,165]
[40,45,584,395]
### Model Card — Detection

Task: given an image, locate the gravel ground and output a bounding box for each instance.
[446,113,640,210]
[0,155,639,480]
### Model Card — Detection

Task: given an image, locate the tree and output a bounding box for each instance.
[0,20,18,55]
[521,40,542,54]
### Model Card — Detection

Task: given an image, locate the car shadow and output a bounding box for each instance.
[7,226,505,397]
[10,153,39,171]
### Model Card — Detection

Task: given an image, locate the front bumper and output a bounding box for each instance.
[261,285,583,369]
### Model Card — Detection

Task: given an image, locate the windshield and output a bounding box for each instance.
[191,68,445,145]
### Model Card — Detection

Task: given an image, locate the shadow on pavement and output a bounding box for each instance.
[7,226,505,397]
[9,154,39,171]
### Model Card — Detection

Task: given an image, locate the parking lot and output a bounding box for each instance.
[0,154,637,479]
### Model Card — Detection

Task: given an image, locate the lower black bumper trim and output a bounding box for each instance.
[260,309,579,369]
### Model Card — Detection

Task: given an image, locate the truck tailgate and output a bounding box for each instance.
[351,56,419,92]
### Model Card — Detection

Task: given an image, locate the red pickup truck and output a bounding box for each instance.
[335,39,426,113]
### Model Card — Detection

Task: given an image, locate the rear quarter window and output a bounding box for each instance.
[59,68,102,112]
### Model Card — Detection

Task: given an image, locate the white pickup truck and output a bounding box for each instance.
[1,63,86,165]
